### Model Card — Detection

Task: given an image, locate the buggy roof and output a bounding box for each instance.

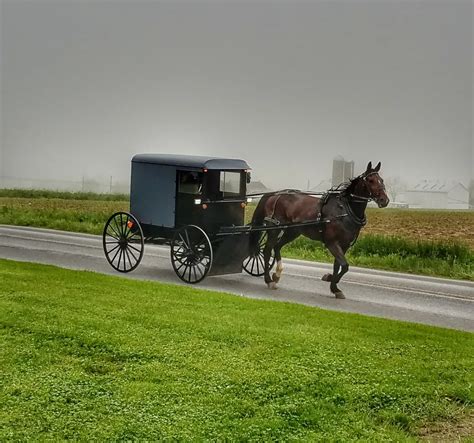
[132,154,250,170]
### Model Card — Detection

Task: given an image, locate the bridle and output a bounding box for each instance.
[348,171,386,203]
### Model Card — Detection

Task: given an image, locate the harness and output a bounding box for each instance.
[264,189,300,226]
[340,195,367,227]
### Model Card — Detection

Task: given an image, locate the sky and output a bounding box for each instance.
[1,0,472,190]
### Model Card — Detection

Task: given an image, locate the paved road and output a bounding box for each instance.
[1,225,473,332]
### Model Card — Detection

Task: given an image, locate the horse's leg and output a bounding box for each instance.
[325,242,349,299]
[271,229,299,284]
[264,230,279,289]
[322,261,338,283]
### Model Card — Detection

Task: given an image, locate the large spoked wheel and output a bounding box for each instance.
[243,231,276,277]
[171,225,213,284]
[103,212,144,273]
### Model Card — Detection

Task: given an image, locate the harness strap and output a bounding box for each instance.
[269,194,283,219]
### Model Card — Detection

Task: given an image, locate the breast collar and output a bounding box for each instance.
[340,195,367,227]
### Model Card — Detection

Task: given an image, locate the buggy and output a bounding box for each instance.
[103,154,273,283]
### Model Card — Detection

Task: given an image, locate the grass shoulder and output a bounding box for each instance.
[0,259,473,440]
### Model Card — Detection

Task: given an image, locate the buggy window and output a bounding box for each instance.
[219,171,241,197]
[177,171,203,195]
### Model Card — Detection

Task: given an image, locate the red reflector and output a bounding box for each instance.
[127,221,134,229]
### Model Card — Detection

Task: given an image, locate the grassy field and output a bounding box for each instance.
[0,259,473,440]
[0,190,473,280]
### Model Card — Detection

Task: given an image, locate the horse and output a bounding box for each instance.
[249,162,389,299]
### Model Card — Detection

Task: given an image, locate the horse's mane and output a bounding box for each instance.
[327,176,359,196]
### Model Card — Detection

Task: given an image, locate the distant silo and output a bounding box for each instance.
[332,156,354,186]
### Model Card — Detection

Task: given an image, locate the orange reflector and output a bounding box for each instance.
[202,204,208,209]
[127,221,134,229]
[241,202,246,208]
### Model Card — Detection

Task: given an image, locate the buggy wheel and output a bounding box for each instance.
[243,231,276,277]
[103,212,144,273]
[171,225,213,284]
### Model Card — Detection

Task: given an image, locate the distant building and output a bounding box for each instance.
[404,180,469,209]
[247,180,271,194]
[332,156,354,186]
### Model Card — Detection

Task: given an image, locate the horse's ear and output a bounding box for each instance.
[366,162,372,171]
[375,162,381,172]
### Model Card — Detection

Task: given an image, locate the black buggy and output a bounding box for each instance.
[103,154,274,283]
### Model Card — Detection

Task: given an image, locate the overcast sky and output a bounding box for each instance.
[1,0,472,190]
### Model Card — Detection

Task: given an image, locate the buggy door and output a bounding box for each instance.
[175,170,204,227]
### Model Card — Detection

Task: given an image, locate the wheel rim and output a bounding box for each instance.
[171,225,212,284]
[103,212,144,273]
[243,231,275,277]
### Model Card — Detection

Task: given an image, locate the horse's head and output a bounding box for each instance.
[355,162,389,208]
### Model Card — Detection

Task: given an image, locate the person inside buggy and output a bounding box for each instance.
[178,171,203,195]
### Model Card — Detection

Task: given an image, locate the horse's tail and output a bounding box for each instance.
[249,193,273,255]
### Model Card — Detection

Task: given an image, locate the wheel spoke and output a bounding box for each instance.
[127,243,142,254]
[250,257,256,275]
[185,230,192,252]
[179,233,189,249]
[110,245,121,265]
[126,245,138,262]
[122,249,129,270]
[119,213,125,236]
[179,264,189,278]
[123,215,132,238]
[175,260,187,273]
[106,243,120,255]
[124,248,134,268]
[112,217,122,239]
[257,255,262,275]
[107,224,121,240]
[115,248,122,269]
[126,230,139,241]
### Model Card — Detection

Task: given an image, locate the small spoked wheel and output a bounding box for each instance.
[103,212,144,273]
[171,225,213,284]
[243,231,276,277]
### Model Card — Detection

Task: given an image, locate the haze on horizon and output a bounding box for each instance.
[1,0,472,192]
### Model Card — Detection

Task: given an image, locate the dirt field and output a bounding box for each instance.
[245,206,474,249]
[364,208,474,249]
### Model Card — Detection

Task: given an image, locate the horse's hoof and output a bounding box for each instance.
[334,291,345,299]
[267,281,278,290]
[272,273,280,283]
[322,273,332,282]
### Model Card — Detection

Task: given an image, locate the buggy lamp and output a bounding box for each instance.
[246,197,253,203]
[194,198,202,205]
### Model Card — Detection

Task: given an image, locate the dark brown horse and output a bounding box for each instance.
[249,162,389,298]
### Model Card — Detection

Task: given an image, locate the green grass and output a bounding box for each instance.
[283,235,473,280]
[0,259,473,440]
[1,189,473,280]
[0,188,128,201]
[0,196,129,235]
